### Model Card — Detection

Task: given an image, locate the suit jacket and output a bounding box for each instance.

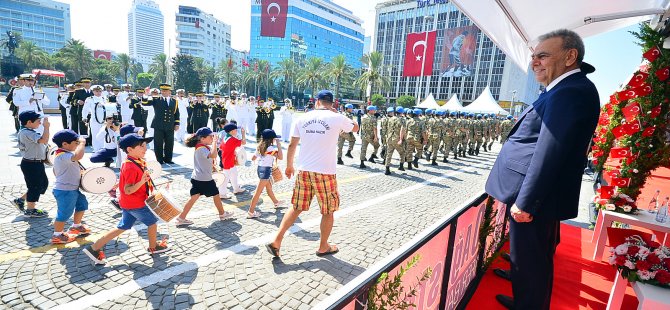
[485,70,599,220]
[144,96,180,130]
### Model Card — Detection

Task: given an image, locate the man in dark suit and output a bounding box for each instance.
[485,29,600,309]
[72,78,93,136]
[143,83,180,164]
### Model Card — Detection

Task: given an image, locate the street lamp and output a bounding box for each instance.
[415,15,434,106]
[509,90,517,116]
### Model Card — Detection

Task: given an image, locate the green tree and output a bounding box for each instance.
[356,52,391,95]
[396,95,415,107]
[202,65,219,94]
[57,39,93,81]
[257,59,272,99]
[114,53,132,83]
[218,57,239,95]
[136,73,154,89]
[327,54,353,100]
[129,62,144,86]
[91,58,117,85]
[149,53,168,84]
[297,57,326,98]
[172,54,202,93]
[15,41,50,70]
[371,94,385,107]
[271,58,297,100]
[241,67,258,95]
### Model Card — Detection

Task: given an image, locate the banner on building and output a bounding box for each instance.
[440,26,479,78]
[260,0,288,38]
[403,31,437,77]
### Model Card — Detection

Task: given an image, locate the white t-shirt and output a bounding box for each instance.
[255,145,278,167]
[291,109,355,175]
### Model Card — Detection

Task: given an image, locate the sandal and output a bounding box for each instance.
[265,243,280,258]
[316,245,339,257]
[247,211,261,219]
[175,217,193,226]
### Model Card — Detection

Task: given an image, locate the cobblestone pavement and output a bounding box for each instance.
[0,98,593,309]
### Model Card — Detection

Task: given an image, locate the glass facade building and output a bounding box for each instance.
[374,0,539,105]
[249,0,365,68]
[176,5,232,67]
[0,0,71,55]
[128,0,163,71]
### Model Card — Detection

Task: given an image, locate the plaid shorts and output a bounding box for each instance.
[291,171,340,215]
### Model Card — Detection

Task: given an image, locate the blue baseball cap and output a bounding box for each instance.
[386,107,394,113]
[261,129,280,139]
[366,105,377,111]
[195,127,214,137]
[52,129,79,146]
[119,124,141,137]
[18,110,43,124]
[316,90,334,102]
[119,133,153,149]
[223,123,238,133]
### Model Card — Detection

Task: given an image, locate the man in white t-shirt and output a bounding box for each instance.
[266,90,359,258]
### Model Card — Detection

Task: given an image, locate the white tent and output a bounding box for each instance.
[417,93,441,109]
[451,0,669,72]
[438,94,463,111]
[462,86,509,116]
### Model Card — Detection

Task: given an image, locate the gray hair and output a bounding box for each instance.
[538,29,585,65]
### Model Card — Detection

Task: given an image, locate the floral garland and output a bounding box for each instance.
[590,24,670,211]
[609,235,670,287]
[594,192,637,214]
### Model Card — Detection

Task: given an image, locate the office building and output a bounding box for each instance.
[128,0,164,70]
[0,0,71,55]
[374,0,540,105]
[249,0,365,68]
[175,5,232,67]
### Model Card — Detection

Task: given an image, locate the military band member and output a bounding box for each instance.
[130,89,148,129]
[72,78,94,137]
[82,85,111,151]
[359,106,380,168]
[107,87,122,122]
[118,84,133,124]
[278,98,294,142]
[255,101,275,139]
[13,74,49,116]
[175,89,189,142]
[189,92,209,133]
[337,104,356,164]
[142,84,179,164]
[210,93,227,131]
[58,85,73,129]
[6,76,23,132]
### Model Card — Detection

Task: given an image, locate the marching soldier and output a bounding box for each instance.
[384,106,406,175]
[473,114,485,155]
[489,113,500,149]
[130,89,148,129]
[499,115,515,143]
[427,110,446,165]
[337,104,356,164]
[72,78,94,138]
[142,83,180,164]
[189,92,209,133]
[405,109,427,170]
[379,107,393,158]
[210,93,226,131]
[359,106,380,168]
[443,111,457,160]
[456,112,468,158]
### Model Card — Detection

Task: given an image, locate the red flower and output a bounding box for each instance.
[615,255,627,266]
[656,270,670,284]
[663,258,670,268]
[648,241,661,248]
[628,246,640,255]
[636,260,652,271]
[647,253,661,265]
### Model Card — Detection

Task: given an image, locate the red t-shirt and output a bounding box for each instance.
[119,156,149,209]
[219,135,242,169]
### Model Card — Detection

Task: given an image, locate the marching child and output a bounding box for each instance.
[215,117,228,169]
[83,134,168,265]
[110,124,145,210]
[51,130,89,244]
[218,123,247,199]
[90,116,120,167]
[13,111,50,218]
[175,127,234,226]
[247,129,283,219]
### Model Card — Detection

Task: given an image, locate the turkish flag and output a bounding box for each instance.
[624,120,642,135]
[643,46,662,62]
[656,66,670,81]
[260,0,288,38]
[650,105,662,118]
[633,83,653,97]
[612,177,632,188]
[610,147,631,159]
[627,71,648,87]
[609,94,619,105]
[242,59,249,67]
[403,31,437,77]
[617,89,637,101]
[612,125,627,139]
[621,103,641,122]
[642,126,656,137]
[599,185,615,199]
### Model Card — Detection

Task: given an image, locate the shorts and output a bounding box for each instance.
[117,206,158,230]
[257,166,272,180]
[291,171,340,215]
[190,179,219,197]
[53,189,89,222]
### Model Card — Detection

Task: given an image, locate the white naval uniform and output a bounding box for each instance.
[117,91,133,124]
[59,93,71,129]
[82,96,110,151]
[279,106,295,142]
[176,96,189,142]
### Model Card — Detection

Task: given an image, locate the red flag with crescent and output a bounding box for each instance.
[403,31,437,77]
[621,102,641,122]
[599,185,615,199]
[655,66,670,81]
[633,83,653,97]
[260,0,288,38]
[642,126,656,137]
[650,105,662,118]
[643,46,661,62]
[612,125,627,139]
[627,71,648,87]
[609,147,631,159]
[611,177,632,188]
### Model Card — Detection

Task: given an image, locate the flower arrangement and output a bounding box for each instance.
[609,235,670,288]
[594,192,638,214]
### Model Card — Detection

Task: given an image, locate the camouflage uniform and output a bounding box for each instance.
[473,117,485,154]
[499,118,514,143]
[385,115,406,168]
[337,111,356,158]
[441,115,455,159]
[405,115,425,164]
[489,116,501,148]
[379,114,390,157]
[482,116,492,151]
[427,115,445,162]
[360,114,379,161]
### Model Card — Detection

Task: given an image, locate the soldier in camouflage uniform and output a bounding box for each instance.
[427,110,446,165]
[463,113,473,156]
[380,107,393,159]
[488,113,500,149]
[499,115,515,143]
[473,114,485,155]
[439,111,455,161]
[337,103,357,164]
[405,109,427,169]
[384,106,406,175]
[359,106,380,168]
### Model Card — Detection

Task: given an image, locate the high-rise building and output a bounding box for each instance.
[175,5,232,67]
[128,0,164,71]
[0,0,71,55]
[249,0,365,68]
[374,0,540,105]
[231,48,249,69]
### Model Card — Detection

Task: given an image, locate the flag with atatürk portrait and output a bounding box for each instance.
[261,0,288,38]
[403,31,437,77]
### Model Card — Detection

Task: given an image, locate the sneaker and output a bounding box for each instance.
[148,243,170,255]
[175,217,193,227]
[68,224,91,237]
[51,233,76,244]
[233,189,246,195]
[83,245,107,265]
[219,211,234,221]
[247,211,261,219]
[24,209,48,218]
[220,193,234,200]
[12,198,25,212]
[110,199,121,211]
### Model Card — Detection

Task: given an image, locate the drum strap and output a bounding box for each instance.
[126,157,155,196]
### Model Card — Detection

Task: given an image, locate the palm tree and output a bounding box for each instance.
[297,57,326,98]
[256,59,271,99]
[115,53,132,83]
[241,68,257,95]
[58,39,93,81]
[327,54,354,101]
[356,52,391,96]
[218,58,238,95]
[129,62,144,86]
[149,53,168,85]
[271,58,297,100]
[15,41,50,70]
[202,65,219,94]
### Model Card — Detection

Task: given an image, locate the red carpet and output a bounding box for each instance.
[467,224,639,310]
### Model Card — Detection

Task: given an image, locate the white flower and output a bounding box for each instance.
[653,248,667,259]
[623,205,633,212]
[606,204,617,211]
[609,255,617,264]
[615,244,629,255]
[637,270,654,280]
[637,246,650,259]
[633,169,639,173]
[625,260,636,269]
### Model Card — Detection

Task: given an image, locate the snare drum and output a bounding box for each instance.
[146,189,182,222]
[146,161,162,180]
[44,144,57,166]
[213,172,225,188]
[80,167,117,194]
[235,147,247,166]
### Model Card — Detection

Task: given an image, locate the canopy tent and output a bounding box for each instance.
[438,94,463,111]
[451,0,670,72]
[32,69,65,78]
[417,93,441,109]
[461,86,509,115]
